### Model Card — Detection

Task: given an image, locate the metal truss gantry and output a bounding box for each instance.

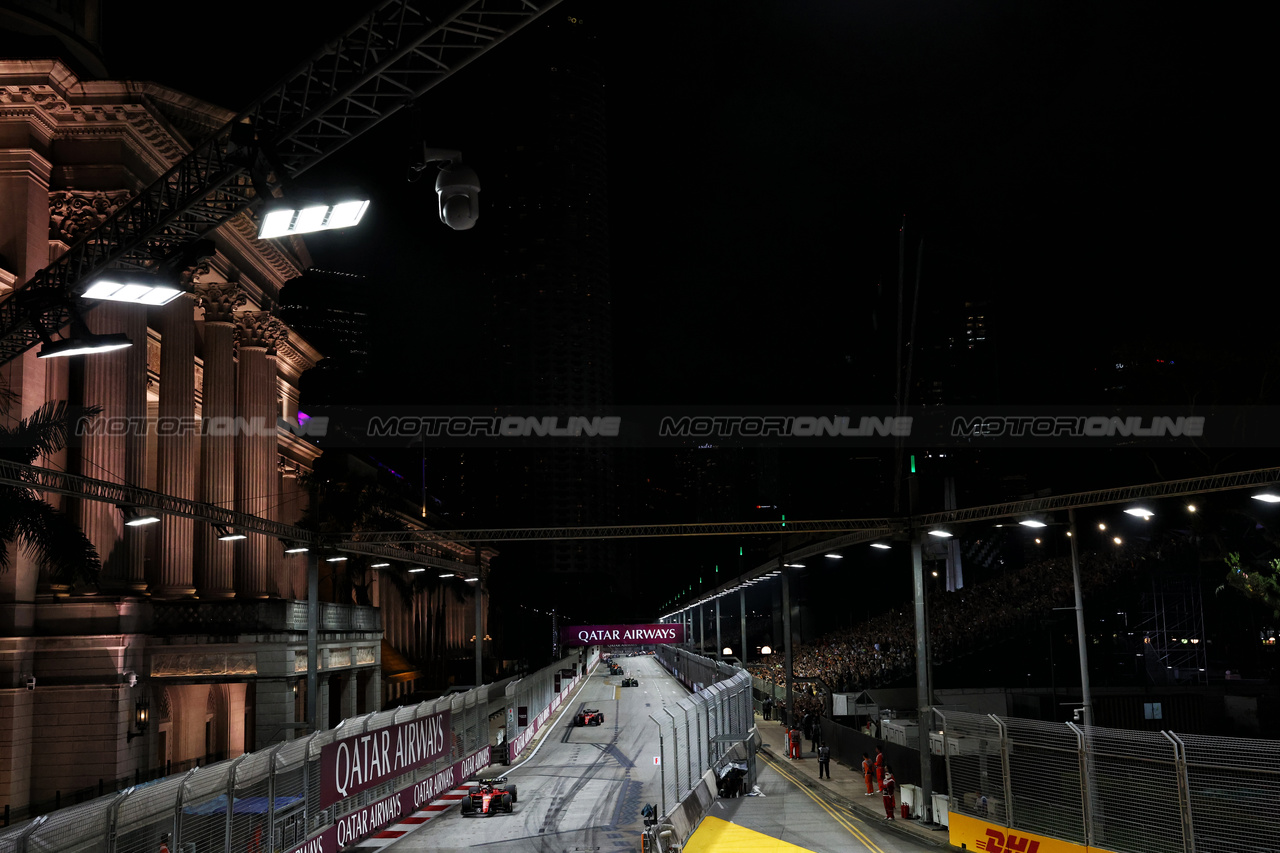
[0,0,565,365]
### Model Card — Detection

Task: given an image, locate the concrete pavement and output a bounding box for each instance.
[752,713,950,849]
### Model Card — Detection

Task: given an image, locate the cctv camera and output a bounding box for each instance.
[25,675,35,690]
[124,670,138,687]
[436,163,480,230]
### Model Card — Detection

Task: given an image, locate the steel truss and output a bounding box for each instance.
[0,0,565,365]
[7,461,1280,597]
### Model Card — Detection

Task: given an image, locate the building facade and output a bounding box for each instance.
[0,52,487,817]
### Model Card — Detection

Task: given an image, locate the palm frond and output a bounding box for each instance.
[0,401,103,465]
[5,489,102,586]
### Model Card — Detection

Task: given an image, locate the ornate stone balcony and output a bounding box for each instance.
[150,599,380,635]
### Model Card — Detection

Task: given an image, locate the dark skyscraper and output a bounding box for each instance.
[438,11,625,603]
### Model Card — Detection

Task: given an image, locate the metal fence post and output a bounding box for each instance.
[1164,732,1195,853]
[224,754,248,853]
[685,711,694,795]
[990,714,1012,828]
[104,787,133,853]
[17,814,46,853]
[664,708,680,799]
[657,727,667,817]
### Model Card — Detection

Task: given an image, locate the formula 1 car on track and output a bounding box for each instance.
[608,662,624,675]
[574,708,605,726]
[460,778,518,816]
[621,677,638,687]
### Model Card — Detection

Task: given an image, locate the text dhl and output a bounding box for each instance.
[977,829,1041,852]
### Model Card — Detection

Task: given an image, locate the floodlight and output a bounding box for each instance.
[258,198,370,239]
[36,311,131,359]
[81,274,182,306]
[1252,490,1280,503]
[216,525,246,541]
[1124,507,1154,519]
[325,556,348,563]
[121,506,160,527]
[928,529,953,538]
[870,543,891,550]
[1018,519,1047,528]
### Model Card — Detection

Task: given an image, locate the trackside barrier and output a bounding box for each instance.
[645,648,757,853]
[504,647,601,762]
[939,710,1280,853]
[0,683,498,852]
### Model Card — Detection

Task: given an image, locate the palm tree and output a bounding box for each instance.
[0,400,103,588]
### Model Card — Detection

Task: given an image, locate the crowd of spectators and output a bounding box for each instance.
[746,537,1191,708]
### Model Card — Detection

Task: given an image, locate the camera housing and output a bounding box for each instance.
[436,163,480,231]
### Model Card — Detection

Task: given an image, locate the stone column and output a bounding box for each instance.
[195,281,244,598]
[120,300,148,590]
[235,313,283,598]
[78,301,143,592]
[150,293,197,598]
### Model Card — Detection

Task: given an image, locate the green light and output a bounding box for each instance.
[910,454,916,474]
[739,546,743,556]
[715,565,719,573]
[781,514,786,528]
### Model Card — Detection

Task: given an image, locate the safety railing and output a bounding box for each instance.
[0,686,490,853]
[651,647,753,816]
[939,710,1280,853]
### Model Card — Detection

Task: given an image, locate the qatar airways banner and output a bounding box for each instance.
[287,743,492,853]
[561,623,685,646]
[320,709,450,807]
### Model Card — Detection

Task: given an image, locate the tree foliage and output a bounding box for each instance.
[1221,552,1280,618]
[0,400,103,587]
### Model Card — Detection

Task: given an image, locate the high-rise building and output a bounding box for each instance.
[452,11,623,604]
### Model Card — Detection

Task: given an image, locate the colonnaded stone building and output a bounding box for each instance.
[0,7,486,816]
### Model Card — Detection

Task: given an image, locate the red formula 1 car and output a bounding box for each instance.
[574,708,605,727]
[460,778,518,816]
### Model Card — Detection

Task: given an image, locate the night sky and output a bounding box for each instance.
[96,2,1276,626]
[100,1,1268,407]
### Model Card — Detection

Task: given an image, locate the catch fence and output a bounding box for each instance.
[0,686,494,853]
[650,647,754,816]
[939,710,1280,853]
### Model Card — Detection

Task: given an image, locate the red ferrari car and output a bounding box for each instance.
[574,708,605,727]
[460,778,518,816]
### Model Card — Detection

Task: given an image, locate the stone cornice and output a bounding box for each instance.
[0,81,189,178]
[222,212,305,292]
